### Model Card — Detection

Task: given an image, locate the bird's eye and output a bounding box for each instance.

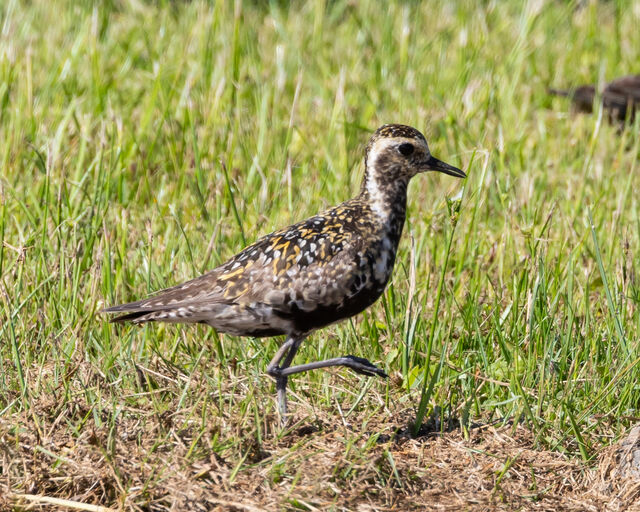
[398,143,414,156]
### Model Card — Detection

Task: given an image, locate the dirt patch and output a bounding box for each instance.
[2,394,640,512]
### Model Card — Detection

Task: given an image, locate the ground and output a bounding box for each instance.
[2,367,640,511]
[0,414,638,511]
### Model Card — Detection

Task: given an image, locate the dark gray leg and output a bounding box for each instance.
[278,355,388,378]
[267,335,388,424]
[266,335,306,422]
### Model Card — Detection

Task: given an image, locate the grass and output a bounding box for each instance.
[1,0,640,509]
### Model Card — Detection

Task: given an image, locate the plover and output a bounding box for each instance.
[103,124,466,421]
[549,74,640,123]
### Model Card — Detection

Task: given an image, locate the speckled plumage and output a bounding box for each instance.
[107,199,391,337]
[103,123,465,421]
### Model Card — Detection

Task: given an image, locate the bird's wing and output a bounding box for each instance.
[103,208,370,321]
[214,212,368,311]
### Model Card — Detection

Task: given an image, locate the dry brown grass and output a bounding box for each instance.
[3,385,640,512]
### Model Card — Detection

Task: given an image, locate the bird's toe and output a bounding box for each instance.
[344,355,388,378]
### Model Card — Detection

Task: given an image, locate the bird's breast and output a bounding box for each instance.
[371,235,396,285]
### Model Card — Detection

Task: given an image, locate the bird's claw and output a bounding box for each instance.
[344,355,388,378]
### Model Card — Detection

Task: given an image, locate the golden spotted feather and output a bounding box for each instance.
[106,197,395,337]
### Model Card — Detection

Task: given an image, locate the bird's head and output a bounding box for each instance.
[364,124,466,187]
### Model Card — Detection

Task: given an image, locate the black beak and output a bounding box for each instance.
[423,155,466,178]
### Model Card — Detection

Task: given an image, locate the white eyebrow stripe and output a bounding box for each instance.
[368,136,430,163]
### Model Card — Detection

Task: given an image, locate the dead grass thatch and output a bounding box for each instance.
[3,392,640,511]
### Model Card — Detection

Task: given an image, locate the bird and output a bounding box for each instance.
[549,74,640,123]
[103,123,466,422]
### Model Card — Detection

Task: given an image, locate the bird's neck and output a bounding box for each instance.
[359,168,409,244]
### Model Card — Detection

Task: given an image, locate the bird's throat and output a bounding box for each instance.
[360,172,409,246]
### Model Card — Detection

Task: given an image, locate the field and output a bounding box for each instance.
[2,0,640,510]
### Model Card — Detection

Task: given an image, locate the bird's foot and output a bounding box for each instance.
[341,355,388,378]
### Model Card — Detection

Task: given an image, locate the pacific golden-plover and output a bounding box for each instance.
[103,124,466,421]
[549,75,640,123]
